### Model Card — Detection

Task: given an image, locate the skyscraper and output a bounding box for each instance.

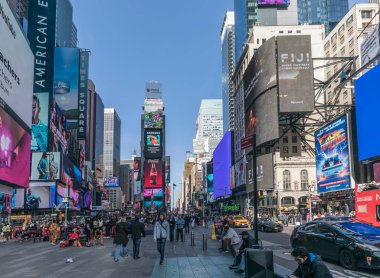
[221,11,235,134]
[298,0,349,35]
[55,0,78,47]
[104,108,121,178]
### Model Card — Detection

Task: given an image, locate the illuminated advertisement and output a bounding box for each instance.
[234,158,245,187]
[0,106,31,188]
[56,182,79,210]
[144,159,163,189]
[315,116,351,193]
[374,163,380,183]
[230,166,235,190]
[257,153,274,190]
[30,152,61,181]
[143,201,163,209]
[26,182,56,209]
[206,161,214,192]
[11,188,24,209]
[258,0,290,6]
[213,132,232,198]
[31,93,49,151]
[78,139,85,174]
[133,157,141,181]
[144,129,162,158]
[165,156,170,184]
[143,189,163,198]
[355,63,380,161]
[83,188,92,209]
[0,193,11,213]
[78,51,90,138]
[49,98,69,154]
[144,99,163,128]
[134,181,141,196]
[165,186,170,203]
[104,177,119,187]
[0,0,34,128]
[62,154,82,190]
[355,184,380,227]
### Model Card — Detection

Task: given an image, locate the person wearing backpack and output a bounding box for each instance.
[154,213,170,265]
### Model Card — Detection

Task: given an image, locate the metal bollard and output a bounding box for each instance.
[202,234,207,251]
[190,231,195,246]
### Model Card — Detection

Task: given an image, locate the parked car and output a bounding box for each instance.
[313,216,351,222]
[290,220,380,270]
[251,218,284,232]
[228,215,250,228]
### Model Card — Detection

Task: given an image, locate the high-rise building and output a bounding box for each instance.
[8,0,28,26]
[120,160,134,204]
[298,0,349,35]
[55,0,78,47]
[193,99,223,156]
[104,108,121,178]
[221,11,235,134]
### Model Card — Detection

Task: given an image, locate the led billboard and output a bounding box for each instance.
[133,157,141,181]
[315,116,351,193]
[277,35,314,113]
[258,0,290,6]
[0,193,11,213]
[257,153,274,190]
[31,93,49,151]
[143,201,163,209]
[355,63,380,161]
[83,188,92,209]
[104,177,119,187]
[12,188,25,209]
[26,182,56,209]
[165,156,170,184]
[143,189,163,198]
[213,131,232,198]
[78,51,90,138]
[62,154,82,190]
[144,129,163,158]
[56,182,80,210]
[0,0,34,128]
[206,161,214,192]
[234,158,245,187]
[144,159,163,189]
[0,106,31,188]
[144,99,163,128]
[30,152,61,181]
[49,98,69,154]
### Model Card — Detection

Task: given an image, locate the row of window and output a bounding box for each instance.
[282,169,309,191]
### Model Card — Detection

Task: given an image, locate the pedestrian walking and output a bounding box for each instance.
[154,213,170,265]
[175,215,185,242]
[168,215,176,242]
[113,216,129,262]
[184,215,190,233]
[131,216,145,259]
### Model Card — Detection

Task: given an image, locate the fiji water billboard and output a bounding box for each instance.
[315,116,351,193]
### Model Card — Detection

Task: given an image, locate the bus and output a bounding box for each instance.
[355,183,380,227]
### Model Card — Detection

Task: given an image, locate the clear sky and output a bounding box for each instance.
[72,0,369,207]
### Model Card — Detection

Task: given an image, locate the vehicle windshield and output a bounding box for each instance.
[334,222,380,236]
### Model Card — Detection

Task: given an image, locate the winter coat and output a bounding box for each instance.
[113,222,129,245]
[131,220,145,240]
[176,218,185,230]
[292,253,333,278]
[153,220,170,240]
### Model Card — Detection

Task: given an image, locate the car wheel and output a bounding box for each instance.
[339,249,357,270]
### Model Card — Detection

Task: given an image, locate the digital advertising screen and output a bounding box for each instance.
[144,159,163,189]
[104,177,119,187]
[12,188,25,209]
[257,153,274,190]
[355,63,380,161]
[213,132,232,199]
[26,182,56,209]
[143,201,163,209]
[258,0,290,6]
[56,182,77,210]
[83,188,92,209]
[206,161,214,192]
[134,181,141,196]
[49,98,69,154]
[374,163,380,183]
[31,93,49,152]
[165,156,170,184]
[230,166,235,190]
[0,106,31,188]
[144,129,163,158]
[133,157,141,181]
[144,99,164,128]
[0,193,11,213]
[0,0,34,128]
[277,35,314,113]
[78,51,90,138]
[61,154,82,190]
[143,189,163,198]
[234,158,246,187]
[315,116,351,193]
[30,152,61,181]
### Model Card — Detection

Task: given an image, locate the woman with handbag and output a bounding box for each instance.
[153,213,170,265]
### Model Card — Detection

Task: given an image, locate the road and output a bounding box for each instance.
[236,226,380,278]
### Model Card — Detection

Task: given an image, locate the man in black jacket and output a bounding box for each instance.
[131,216,146,259]
[113,216,129,262]
[232,231,256,274]
[289,247,333,278]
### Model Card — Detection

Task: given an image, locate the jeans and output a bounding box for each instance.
[156,238,166,262]
[176,229,183,242]
[185,224,190,233]
[239,251,246,271]
[133,239,141,257]
[170,228,174,242]
[234,250,243,266]
[114,244,128,260]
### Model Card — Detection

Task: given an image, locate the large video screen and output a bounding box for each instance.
[83,188,92,209]
[49,98,69,154]
[31,93,49,151]
[0,0,34,128]
[206,161,214,192]
[26,182,56,209]
[12,188,25,209]
[165,156,170,184]
[133,157,141,181]
[355,63,380,161]
[257,153,274,189]
[144,159,163,189]
[315,116,351,193]
[143,201,163,209]
[144,99,164,128]
[258,0,290,6]
[213,131,232,198]
[277,35,314,113]
[143,189,163,198]
[56,182,80,211]
[144,129,163,158]
[104,177,119,187]
[234,158,246,187]
[0,106,31,188]
[30,152,61,181]
[61,154,82,190]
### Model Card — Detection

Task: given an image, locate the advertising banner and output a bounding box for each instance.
[144,99,163,128]
[234,158,245,187]
[213,132,232,198]
[165,186,170,204]
[0,193,11,213]
[78,139,85,175]
[49,98,69,154]
[374,163,380,183]
[30,152,61,181]
[31,93,49,151]
[56,182,80,210]
[206,161,214,192]
[257,153,274,189]
[0,0,34,127]
[315,116,351,193]
[277,35,314,113]
[133,157,141,181]
[134,181,141,196]
[26,182,56,209]
[104,177,119,187]
[144,129,163,158]
[143,188,163,198]
[78,51,90,138]
[0,106,31,188]
[143,201,163,209]
[12,188,25,209]
[361,24,380,66]
[144,159,163,189]
[83,188,92,209]
[145,81,162,99]
[165,156,170,184]
[355,63,380,161]
[258,0,290,6]
[62,154,82,190]
[230,166,235,190]
[244,37,277,110]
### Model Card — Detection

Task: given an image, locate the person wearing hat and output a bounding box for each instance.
[231,231,256,274]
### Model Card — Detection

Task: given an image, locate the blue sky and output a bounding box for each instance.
[72,0,368,206]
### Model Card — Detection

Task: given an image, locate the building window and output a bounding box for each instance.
[281,197,295,205]
[296,30,301,34]
[283,170,291,190]
[361,11,373,19]
[300,170,308,190]
[279,30,284,34]
[292,136,297,143]
[288,30,292,33]
[338,24,345,35]
[346,15,353,26]
[292,146,298,153]
[283,146,289,154]
[283,136,288,143]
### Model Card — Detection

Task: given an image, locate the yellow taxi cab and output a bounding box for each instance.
[228,215,250,228]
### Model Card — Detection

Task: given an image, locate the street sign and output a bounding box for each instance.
[241,136,253,150]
